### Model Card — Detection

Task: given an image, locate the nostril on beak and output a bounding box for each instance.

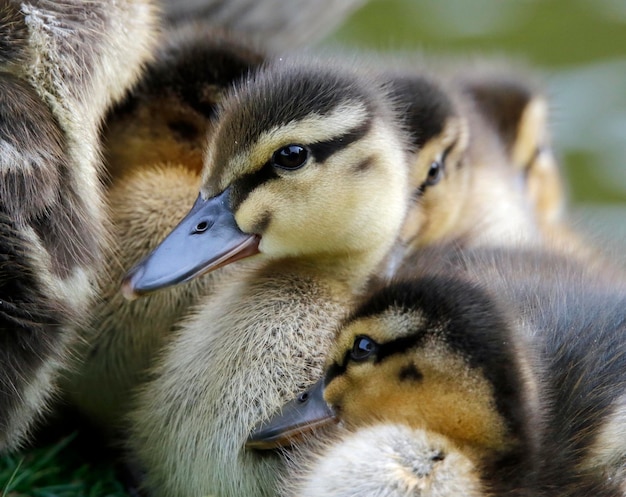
[194,220,211,233]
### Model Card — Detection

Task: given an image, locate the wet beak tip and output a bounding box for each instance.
[120,270,142,301]
[120,280,139,301]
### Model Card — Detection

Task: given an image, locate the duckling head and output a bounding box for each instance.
[249,276,538,461]
[459,65,564,226]
[123,57,412,298]
[104,27,265,180]
[389,74,471,248]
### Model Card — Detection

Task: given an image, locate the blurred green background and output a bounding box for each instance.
[329,0,626,246]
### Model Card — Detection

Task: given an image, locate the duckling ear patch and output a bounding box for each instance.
[398,363,423,382]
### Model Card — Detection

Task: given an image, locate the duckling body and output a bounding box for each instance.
[0,0,156,449]
[251,244,626,496]
[285,424,484,497]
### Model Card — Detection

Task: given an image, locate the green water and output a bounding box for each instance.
[330,0,626,211]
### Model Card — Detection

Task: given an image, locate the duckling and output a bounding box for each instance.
[454,64,618,270]
[116,50,592,495]
[249,245,626,496]
[121,55,423,497]
[454,62,565,227]
[0,0,156,450]
[102,24,265,181]
[59,28,265,431]
[248,271,540,496]
[397,63,617,273]
[387,65,545,252]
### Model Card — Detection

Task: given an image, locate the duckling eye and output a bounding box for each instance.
[271,144,308,170]
[424,160,444,187]
[350,335,378,361]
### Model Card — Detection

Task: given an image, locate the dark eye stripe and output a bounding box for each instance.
[324,332,423,387]
[229,162,279,212]
[375,334,422,363]
[308,118,372,163]
[440,139,457,165]
[227,118,372,212]
[412,138,459,199]
[324,358,348,387]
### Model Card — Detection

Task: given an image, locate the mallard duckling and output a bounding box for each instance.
[103,24,265,181]
[455,64,618,270]
[248,273,539,495]
[388,65,547,252]
[455,63,564,227]
[122,55,423,497]
[250,245,626,496]
[0,0,156,450]
[398,64,615,272]
[59,28,265,431]
[63,5,373,433]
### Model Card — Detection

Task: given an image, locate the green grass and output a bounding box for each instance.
[0,432,131,497]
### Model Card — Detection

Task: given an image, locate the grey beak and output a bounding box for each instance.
[246,378,336,450]
[122,188,259,299]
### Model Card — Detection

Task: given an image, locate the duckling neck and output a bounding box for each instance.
[277,247,390,295]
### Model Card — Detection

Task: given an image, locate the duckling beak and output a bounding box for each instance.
[246,379,336,450]
[121,189,260,300]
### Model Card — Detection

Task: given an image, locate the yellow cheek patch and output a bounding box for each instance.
[511,97,548,170]
[510,96,564,225]
[405,349,512,454]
